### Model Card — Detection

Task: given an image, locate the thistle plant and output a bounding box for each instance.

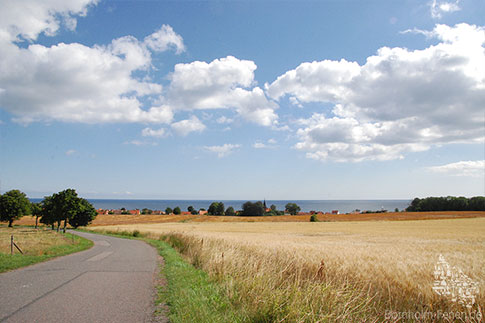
[432,254,480,309]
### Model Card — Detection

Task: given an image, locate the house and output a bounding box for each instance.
[129,209,140,215]
[199,210,208,215]
[331,210,339,215]
[181,211,191,215]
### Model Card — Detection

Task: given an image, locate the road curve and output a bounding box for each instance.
[0,231,158,322]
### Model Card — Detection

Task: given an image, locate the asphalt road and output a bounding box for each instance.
[0,231,158,322]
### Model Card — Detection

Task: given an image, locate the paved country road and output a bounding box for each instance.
[0,231,159,323]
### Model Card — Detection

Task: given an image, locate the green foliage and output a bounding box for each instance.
[285,203,301,215]
[132,230,141,237]
[147,239,245,322]
[310,214,319,222]
[188,206,194,212]
[31,202,42,228]
[68,198,97,228]
[406,196,485,212]
[208,202,225,215]
[264,204,284,216]
[240,201,264,216]
[165,207,173,215]
[0,190,31,227]
[225,206,235,216]
[40,189,97,230]
[141,208,152,215]
[173,207,181,215]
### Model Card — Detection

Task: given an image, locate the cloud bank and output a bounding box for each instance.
[267,23,485,162]
[428,160,485,177]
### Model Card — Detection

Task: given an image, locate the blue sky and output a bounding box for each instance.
[0,0,484,200]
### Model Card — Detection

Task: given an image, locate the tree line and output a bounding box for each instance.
[406,196,485,212]
[163,201,302,216]
[0,189,97,231]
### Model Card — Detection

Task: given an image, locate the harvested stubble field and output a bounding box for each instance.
[93,217,485,322]
[15,211,485,227]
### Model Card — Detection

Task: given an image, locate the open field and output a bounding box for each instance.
[0,226,93,272]
[92,218,485,321]
[14,211,485,227]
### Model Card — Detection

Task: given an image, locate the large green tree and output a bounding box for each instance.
[240,201,264,216]
[69,198,97,228]
[285,203,301,215]
[225,206,235,216]
[40,189,97,232]
[208,202,225,215]
[0,190,31,227]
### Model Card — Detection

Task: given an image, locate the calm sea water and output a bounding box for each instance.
[31,199,411,213]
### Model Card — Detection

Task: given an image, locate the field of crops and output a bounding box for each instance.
[92,217,484,321]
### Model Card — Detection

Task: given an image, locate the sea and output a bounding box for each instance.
[31,199,411,214]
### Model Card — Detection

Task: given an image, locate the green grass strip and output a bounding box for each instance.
[0,232,93,273]
[82,230,246,323]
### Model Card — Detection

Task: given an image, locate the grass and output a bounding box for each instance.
[88,229,247,323]
[0,226,93,273]
[92,218,485,322]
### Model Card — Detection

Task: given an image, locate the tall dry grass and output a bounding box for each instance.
[0,227,74,255]
[94,218,485,322]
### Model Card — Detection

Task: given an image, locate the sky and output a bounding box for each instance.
[0,0,484,200]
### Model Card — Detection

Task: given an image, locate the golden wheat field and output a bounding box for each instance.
[93,218,485,322]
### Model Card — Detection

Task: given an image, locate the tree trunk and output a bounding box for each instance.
[51,223,55,230]
[8,219,13,227]
[35,216,38,229]
[63,219,67,233]
[56,221,60,232]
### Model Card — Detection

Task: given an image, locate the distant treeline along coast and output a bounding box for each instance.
[3,190,484,228]
[97,196,485,217]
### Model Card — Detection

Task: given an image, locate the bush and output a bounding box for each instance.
[132,230,141,237]
[310,215,319,222]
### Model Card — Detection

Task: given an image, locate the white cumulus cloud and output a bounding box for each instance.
[253,138,278,149]
[0,0,183,125]
[267,23,485,162]
[0,0,97,42]
[167,56,278,127]
[171,116,206,136]
[141,127,168,138]
[430,0,461,19]
[144,24,185,54]
[428,160,485,177]
[204,144,241,158]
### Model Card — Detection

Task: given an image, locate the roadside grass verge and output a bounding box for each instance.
[0,226,93,273]
[85,229,247,323]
